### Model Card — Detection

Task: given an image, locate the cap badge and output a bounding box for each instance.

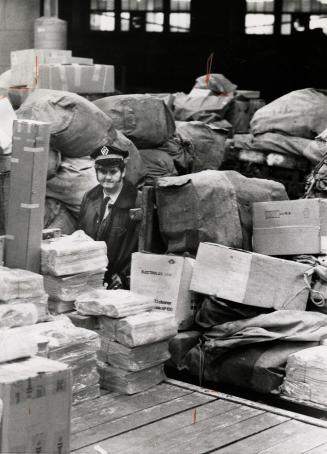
[101,146,109,156]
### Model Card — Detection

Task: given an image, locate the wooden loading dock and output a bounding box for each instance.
[71,379,327,454]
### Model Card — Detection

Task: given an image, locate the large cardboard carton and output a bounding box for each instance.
[37,64,115,93]
[253,199,327,256]
[131,252,196,330]
[5,120,50,272]
[10,49,72,87]
[0,356,72,454]
[190,243,312,310]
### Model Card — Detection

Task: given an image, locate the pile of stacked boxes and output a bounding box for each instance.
[75,289,177,394]
[3,35,327,453]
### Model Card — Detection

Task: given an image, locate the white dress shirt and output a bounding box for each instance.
[102,187,122,220]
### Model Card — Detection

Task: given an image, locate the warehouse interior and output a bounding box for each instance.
[56,0,327,100]
[1,0,327,99]
[2,1,327,453]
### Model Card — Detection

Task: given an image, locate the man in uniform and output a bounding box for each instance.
[78,144,139,289]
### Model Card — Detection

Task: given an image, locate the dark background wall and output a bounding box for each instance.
[58,0,327,102]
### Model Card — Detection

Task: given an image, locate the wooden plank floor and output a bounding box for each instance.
[71,380,327,454]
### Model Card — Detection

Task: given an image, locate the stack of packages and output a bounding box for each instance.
[154,171,327,396]
[93,92,229,183]
[251,197,327,404]
[154,168,289,371]
[0,303,72,452]
[41,230,107,315]
[36,230,109,403]
[8,49,114,108]
[250,88,327,166]
[0,266,49,322]
[155,169,288,252]
[171,75,265,171]
[15,316,101,405]
[281,345,327,408]
[173,73,236,125]
[75,289,178,394]
[0,231,106,406]
[130,252,201,372]
[178,240,327,395]
[226,88,327,172]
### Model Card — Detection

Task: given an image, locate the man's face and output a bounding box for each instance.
[96,165,125,192]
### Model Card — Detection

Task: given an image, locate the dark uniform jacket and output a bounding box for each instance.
[78,181,139,285]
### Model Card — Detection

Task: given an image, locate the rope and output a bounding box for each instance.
[195,340,205,387]
[282,268,326,309]
[304,149,327,198]
[205,53,214,88]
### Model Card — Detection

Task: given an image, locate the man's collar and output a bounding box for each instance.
[103,185,123,205]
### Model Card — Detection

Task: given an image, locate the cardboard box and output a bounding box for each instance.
[5,119,50,272]
[10,49,72,87]
[253,199,327,256]
[70,56,94,65]
[131,253,196,330]
[37,64,115,93]
[0,356,72,454]
[190,243,312,310]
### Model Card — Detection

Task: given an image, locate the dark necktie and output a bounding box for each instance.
[99,196,110,222]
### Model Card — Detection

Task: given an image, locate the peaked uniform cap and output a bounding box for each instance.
[91,144,129,164]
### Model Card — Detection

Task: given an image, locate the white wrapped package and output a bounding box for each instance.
[0,303,38,328]
[15,317,100,365]
[0,328,38,363]
[8,294,49,322]
[44,269,105,302]
[98,316,119,340]
[14,317,100,403]
[98,339,170,371]
[48,300,74,314]
[116,311,178,347]
[41,231,107,276]
[75,289,155,318]
[98,361,165,394]
[282,346,327,406]
[0,267,45,302]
